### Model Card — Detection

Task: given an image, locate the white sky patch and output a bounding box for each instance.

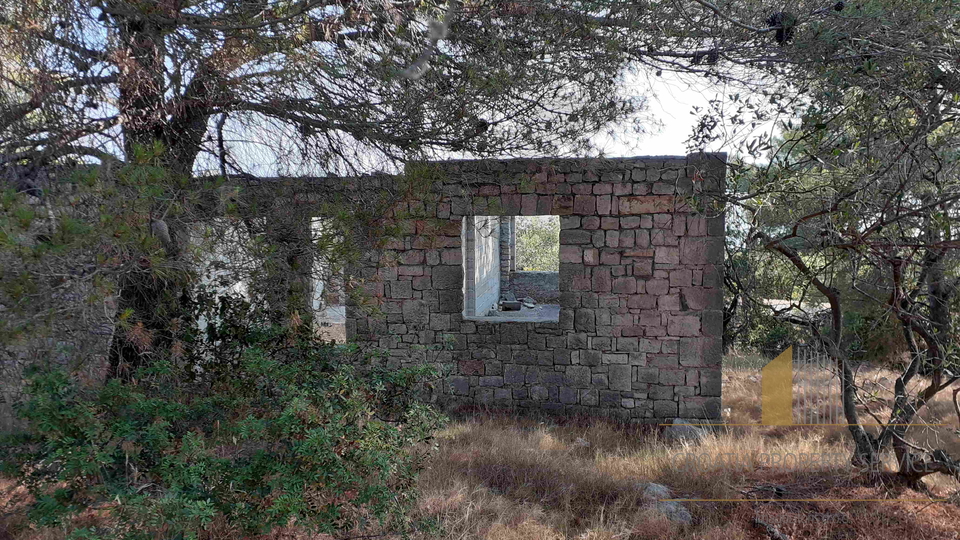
[592,70,761,157]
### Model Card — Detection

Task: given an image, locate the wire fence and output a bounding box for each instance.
[793,343,843,425]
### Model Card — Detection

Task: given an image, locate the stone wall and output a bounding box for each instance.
[498,216,516,288]
[347,153,726,421]
[507,271,560,304]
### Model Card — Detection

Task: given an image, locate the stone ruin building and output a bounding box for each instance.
[344,153,726,421]
[0,152,726,430]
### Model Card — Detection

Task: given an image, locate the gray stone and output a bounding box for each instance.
[530,385,549,401]
[432,265,463,289]
[448,376,470,395]
[566,366,591,388]
[654,399,678,417]
[609,365,631,391]
[559,386,579,404]
[662,418,707,443]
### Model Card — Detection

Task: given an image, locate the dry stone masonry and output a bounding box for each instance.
[0,154,725,433]
[347,153,726,421]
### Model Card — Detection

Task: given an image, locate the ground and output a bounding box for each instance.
[3,354,959,540]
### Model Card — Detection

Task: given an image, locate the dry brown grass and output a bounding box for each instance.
[413,408,960,540]
[4,365,960,540]
[412,362,960,540]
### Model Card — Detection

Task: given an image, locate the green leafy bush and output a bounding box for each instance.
[1,291,446,539]
[515,216,559,272]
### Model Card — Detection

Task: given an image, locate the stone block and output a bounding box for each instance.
[400,250,425,265]
[504,364,525,385]
[560,229,592,244]
[603,353,628,364]
[412,276,432,290]
[432,266,463,289]
[616,337,639,352]
[679,397,721,419]
[502,194,522,214]
[600,250,621,265]
[521,194,538,215]
[480,376,504,387]
[559,386,579,404]
[700,369,722,396]
[439,290,462,313]
[592,268,611,292]
[537,195,555,214]
[600,390,621,406]
[581,350,602,366]
[702,310,723,336]
[667,316,700,337]
[553,195,574,215]
[605,230,619,247]
[459,359,485,376]
[500,324,527,345]
[560,245,582,263]
[655,246,680,265]
[584,248,599,265]
[574,195,596,214]
[651,354,679,368]
[597,195,612,215]
[561,216,581,229]
[658,294,681,311]
[619,195,675,214]
[621,216,641,228]
[634,260,653,277]
[609,365,631,391]
[659,370,686,386]
[402,299,429,324]
[637,367,660,383]
[646,278,669,295]
[669,269,692,288]
[654,400,678,418]
[566,366,591,388]
[390,280,413,299]
[681,287,720,311]
[612,277,637,294]
[575,309,596,332]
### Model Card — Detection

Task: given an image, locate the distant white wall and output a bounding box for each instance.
[463,216,501,316]
[474,216,501,316]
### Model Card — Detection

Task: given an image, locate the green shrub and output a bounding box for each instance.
[515,216,559,272]
[0,291,446,539]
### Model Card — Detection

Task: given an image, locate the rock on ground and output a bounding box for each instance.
[638,482,693,526]
[662,418,708,443]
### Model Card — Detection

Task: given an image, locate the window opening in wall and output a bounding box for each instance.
[193,217,346,342]
[462,215,560,322]
[311,217,346,343]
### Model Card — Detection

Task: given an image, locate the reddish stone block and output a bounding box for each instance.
[460,359,483,375]
[574,195,596,215]
[597,195,612,215]
[478,184,500,196]
[667,315,701,337]
[619,195,676,214]
[553,195,574,215]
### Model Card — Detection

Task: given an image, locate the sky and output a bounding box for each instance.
[593,73,714,158]
[592,71,779,161]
